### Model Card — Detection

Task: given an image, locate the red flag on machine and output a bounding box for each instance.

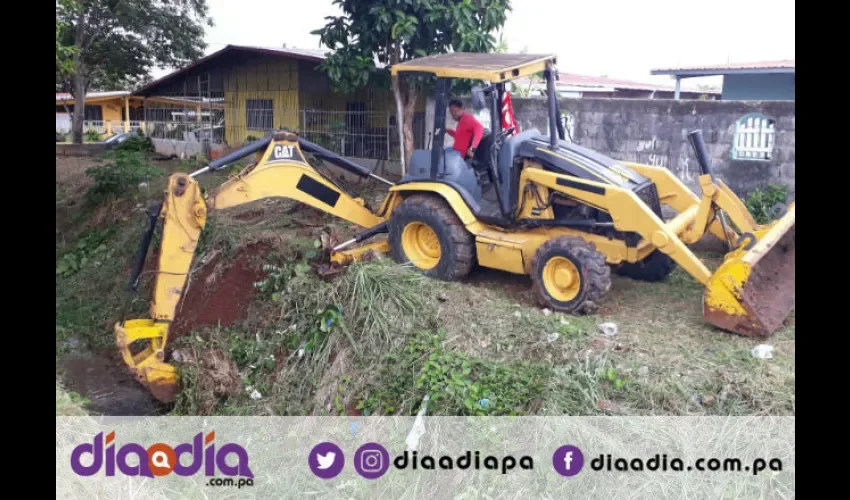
[501,91,519,136]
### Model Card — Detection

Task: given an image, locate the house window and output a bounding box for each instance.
[732,113,775,160]
[245,99,273,130]
[55,105,102,121]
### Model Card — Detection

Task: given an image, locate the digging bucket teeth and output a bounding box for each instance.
[703,202,795,337]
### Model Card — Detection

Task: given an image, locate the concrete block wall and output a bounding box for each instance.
[141,98,793,199]
[506,97,795,198]
[56,143,108,157]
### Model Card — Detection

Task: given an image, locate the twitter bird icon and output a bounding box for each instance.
[317,451,336,469]
[309,442,345,479]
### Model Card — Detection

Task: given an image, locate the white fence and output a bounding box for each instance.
[56,120,145,137]
[733,114,776,160]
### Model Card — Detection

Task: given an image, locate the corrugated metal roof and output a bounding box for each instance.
[133,44,330,96]
[514,73,718,94]
[225,44,329,61]
[56,90,131,100]
[651,60,795,76]
[558,84,616,93]
[559,73,716,93]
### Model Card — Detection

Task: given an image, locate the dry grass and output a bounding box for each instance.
[56,156,96,191]
[432,256,795,416]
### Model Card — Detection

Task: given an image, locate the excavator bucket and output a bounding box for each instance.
[115,319,179,402]
[703,202,795,337]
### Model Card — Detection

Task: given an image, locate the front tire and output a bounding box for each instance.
[531,236,611,313]
[615,250,675,282]
[388,194,475,280]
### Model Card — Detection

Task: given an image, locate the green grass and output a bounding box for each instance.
[56,379,90,416]
[55,155,235,354]
[357,329,551,416]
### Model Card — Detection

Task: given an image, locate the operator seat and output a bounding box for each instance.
[470,133,494,183]
[402,148,483,204]
[496,128,540,206]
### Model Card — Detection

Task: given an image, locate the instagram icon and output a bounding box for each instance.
[353,443,390,479]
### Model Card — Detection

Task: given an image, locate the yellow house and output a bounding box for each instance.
[131,44,426,160]
[55,91,141,135]
[56,91,225,138]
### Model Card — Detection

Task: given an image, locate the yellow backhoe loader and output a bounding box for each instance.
[115,53,795,403]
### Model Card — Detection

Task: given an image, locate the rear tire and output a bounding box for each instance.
[531,236,611,313]
[388,194,475,280]
[616,250,675,282]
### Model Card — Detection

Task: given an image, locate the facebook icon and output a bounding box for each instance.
[553,445,585,477]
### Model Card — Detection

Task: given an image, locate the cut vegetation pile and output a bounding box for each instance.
[56,153,795,419]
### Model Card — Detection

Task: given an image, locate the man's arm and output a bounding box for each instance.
[470,118,484,149]
[447,128,456,137]
[467,116,484,157]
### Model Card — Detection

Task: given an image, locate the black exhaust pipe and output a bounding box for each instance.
[687,129,734,250]
[686,130,716,183]
[546,67,559,149]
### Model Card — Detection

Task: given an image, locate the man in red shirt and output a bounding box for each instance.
[447,100,484,161]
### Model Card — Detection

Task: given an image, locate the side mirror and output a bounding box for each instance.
[470,86,487,111]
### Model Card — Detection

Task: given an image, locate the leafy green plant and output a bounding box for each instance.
[85,128,102,142]
[115,134,155,153]
[360,330,548,416]
[56,228,115,277]
[303,304,341,354]
[744,183,789,224]
[600,367,628,391]
[85,150,162,204]
[253,254,317,302]
[56,385,91,416]
[218,301,342,390]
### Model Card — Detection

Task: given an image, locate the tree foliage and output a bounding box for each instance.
[56,0,79,78]
[56,0,213,142]
[312,0,511,166]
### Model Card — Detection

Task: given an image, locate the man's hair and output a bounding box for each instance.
[449,99,464,108]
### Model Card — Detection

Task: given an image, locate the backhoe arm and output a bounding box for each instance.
[115,174,207,403]
[115,131,391,403]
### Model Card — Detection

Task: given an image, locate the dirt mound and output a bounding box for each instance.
[171,241,273,336]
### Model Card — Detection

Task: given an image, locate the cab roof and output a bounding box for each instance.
[390,52,557,83]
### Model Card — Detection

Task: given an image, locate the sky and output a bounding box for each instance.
[153,0,795,88]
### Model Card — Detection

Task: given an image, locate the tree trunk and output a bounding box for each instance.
[71,10,87,144]
[391,74,406,174]
[389,44,418,172]
[71,73,87,144]
[401,85,418,171]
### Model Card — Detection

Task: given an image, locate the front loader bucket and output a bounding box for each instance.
[703,203,795,337]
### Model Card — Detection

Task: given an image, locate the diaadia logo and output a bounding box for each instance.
[69,431,254,481]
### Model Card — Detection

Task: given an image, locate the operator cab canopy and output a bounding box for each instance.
[390,52,557,83]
